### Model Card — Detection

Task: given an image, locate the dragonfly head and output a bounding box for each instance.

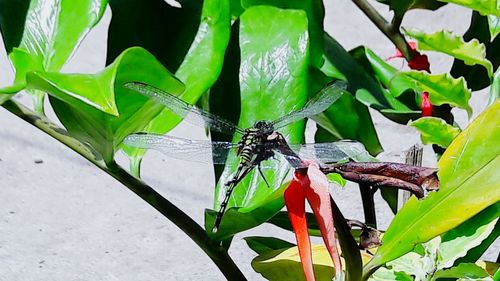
[253,120,274,135]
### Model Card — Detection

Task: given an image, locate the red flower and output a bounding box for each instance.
[284,162,342,281]
[387,41,433,116]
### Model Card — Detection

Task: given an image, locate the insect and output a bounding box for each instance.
[124,81,360,232]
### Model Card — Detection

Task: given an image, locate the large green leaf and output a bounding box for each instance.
[209,6,310,237]
[438,203,499,270]
[437,0,500,17]
[364,100,500,274]
[120,0,231,173]
[369,205,498,280]
[25,47,184,164]
[405,29,494,77]
[410,117,461,148]
[0,0,108,109]
[241,0,324,67]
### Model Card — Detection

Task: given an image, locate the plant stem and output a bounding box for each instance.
[359,184,377,228]
[351,0,415,61]
[2,100,246,281]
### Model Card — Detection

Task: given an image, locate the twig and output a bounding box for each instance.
[351,0,415,61]
[1,100,246,281]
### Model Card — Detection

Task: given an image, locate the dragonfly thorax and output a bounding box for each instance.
[253,120,275,135]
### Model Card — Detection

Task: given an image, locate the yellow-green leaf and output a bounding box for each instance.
[364,101,500,274]
[410,117,461,148]
[405,29,493,77]
[437,0,500,17]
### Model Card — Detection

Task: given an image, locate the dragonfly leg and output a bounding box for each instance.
[257,163,270,188]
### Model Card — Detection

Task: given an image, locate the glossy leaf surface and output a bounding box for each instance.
[210,6,310,237]
[121,0,230,168]
[0,0,107,106]
[410,117,461,148]
[405,29,493,77]
[26,47,184,164]
[365,101,500,273]
[241,0,324,67]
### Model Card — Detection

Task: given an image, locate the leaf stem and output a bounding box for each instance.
[351,0,415,61]
[1,100,246,281]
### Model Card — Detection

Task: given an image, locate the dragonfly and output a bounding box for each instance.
[124,81,361,232]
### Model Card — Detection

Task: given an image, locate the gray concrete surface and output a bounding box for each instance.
[0,1,497,280]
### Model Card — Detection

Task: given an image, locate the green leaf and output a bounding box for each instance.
[436,0,500,17]
[450,13,500,91]
[410,117,461,148]
[369,267,414,281]
[0,0,107,108]
[106,0,202,71]
[398,71,472,116]
[251,244,338,281]
[25,47,184,164]
[241,0,324,67]
[331,199,363,281]
[364,100,500,274]
[310,68,383,156]
[0,0,31,53]
[120,0,231,169]
[323,36,420,124]
[438,203,499,270]
[205,182,289,241]
[405,29,494,77]
[432,263,492,280]
[489,67,500,105]
[375,0,446,17]
[488,15,500,40]
[244,236,295,255]
[209,6,310,238]
[268,211,322,237]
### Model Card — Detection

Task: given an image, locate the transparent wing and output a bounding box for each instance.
[287,140,374,166]
[123,133,239,164]
[271,81,348,129]
[124,82,244,135]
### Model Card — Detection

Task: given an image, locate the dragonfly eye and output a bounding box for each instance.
[254,121,274,133]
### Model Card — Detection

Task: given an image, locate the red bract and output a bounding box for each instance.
[284,163,342,281]
[387,41,433,115]
[421,92,432,117]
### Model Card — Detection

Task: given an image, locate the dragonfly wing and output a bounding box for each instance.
[123,133,239,164]
[271,81,348,129]
[287,140,374,165]
[124,82,244,135]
